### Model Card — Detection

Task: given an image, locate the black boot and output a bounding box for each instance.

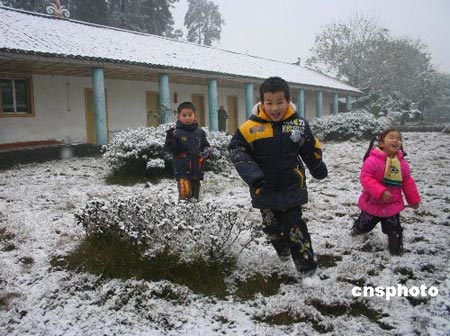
[388,232,403,255]
[294,257,317,275]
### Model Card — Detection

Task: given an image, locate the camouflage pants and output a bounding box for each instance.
[260,206,316,271]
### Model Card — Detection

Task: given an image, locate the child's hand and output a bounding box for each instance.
[412,203,420,210]
[200,148,211,160]
[382,190,392,203]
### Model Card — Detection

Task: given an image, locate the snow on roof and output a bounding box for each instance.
[0,6,361,93]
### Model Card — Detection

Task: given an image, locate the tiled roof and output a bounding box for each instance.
[0,6,361,93]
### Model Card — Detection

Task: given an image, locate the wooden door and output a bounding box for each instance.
[191,94,206,127]
[227,95,238,133]
[146,91,160,127]
[85,89,109,144]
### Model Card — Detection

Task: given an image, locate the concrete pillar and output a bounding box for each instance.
[333,93,339,114]
[208,79,218,131]
[245,83,254,118]
[92,67,107,145]
[346,94,352,112]
[297,89,305,118]
[159,74,170,123]
[316,90,323,118]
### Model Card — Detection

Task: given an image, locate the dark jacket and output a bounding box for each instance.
[228,104,327,210]
[165,120,210,180]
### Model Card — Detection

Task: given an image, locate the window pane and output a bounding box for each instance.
[14,79,29,113]
[1,79,14,113]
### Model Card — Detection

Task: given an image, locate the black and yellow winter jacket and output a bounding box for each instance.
[228,104,327,210]
[165,121,210,180]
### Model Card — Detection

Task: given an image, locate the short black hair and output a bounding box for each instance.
[259,76,291,102]
[177,101,196,114]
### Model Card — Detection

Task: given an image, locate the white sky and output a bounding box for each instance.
[172,0,450,73]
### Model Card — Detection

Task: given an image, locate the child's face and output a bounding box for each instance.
[262,91,289,122]
[379,131,402,157]
[178,108,196,125]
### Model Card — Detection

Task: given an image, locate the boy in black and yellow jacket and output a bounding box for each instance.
[228,77,327,274]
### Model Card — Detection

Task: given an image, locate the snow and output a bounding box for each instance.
[0,132,449,335]
[0,6,360,93]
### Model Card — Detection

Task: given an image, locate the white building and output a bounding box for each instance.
[0,6,361,146]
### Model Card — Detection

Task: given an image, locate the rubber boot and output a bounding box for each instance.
[388,232,403,255]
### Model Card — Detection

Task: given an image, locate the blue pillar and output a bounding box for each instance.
[297,89,305,118]
[159,74,170,123]
[316,91,323,118]
[208,79,218,131]
[333,93,339,114]
[245,83,254,118]
[92,67,108,145]
[346,94,352,112]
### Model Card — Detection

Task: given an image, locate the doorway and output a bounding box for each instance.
[227,95,238,133]
[191,94,206,127]
[146,91,160,127]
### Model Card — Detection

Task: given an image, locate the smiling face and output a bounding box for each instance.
[177,108,196,125]
[262,91,289,122]
[379,131,402,157]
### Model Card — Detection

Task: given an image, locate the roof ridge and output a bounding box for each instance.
[0,5,298,66]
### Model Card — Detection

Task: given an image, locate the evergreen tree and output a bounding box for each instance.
[307,14,444,112]
[184,0,224,46]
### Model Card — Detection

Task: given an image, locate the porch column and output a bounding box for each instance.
[245,83,254,118]
[346,94,352,112]
[297,89,305,118]
[159,74,170,123]
[208,79,218,131]
[333,93,339,114]
[316,90,323,118]
[92,67,108,145]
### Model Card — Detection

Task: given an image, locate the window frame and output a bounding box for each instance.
[0,76,35,117]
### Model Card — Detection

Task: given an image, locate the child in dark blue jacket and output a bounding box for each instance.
[228,77,328,274]
[165,102,211,200]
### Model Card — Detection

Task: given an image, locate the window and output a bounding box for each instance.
[0,78,34,116]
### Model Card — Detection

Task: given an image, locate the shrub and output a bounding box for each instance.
[102,124,233,177]
[75,196,257,262]
[310,110,388,141]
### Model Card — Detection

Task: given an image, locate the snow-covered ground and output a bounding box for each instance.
[0,132,449,335]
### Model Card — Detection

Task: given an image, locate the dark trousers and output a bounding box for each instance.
[353,211,403,254]
[177,179,201,200]
[261,206,316,272]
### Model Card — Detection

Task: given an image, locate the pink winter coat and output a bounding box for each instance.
[358,148,421,217]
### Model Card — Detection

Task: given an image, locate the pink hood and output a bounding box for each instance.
[358,148,421,217]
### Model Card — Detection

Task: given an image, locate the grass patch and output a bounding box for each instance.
[316,254,342,268]
[0,293,21,310]
[104,165,174,186]
[233,273,297,300]
[50,234,235,298]
[255,309,333,333]
[349,301,393,330]
[337,276,365,287]
[310,299,347,316]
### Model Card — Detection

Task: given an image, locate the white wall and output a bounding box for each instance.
[0,74,340,144]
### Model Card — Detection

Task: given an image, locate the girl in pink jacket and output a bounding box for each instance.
[352,129,421,255]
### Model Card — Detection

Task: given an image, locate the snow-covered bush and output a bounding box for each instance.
[103,124,232,176]
[310,110,388,141]
[75,197,256,261]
